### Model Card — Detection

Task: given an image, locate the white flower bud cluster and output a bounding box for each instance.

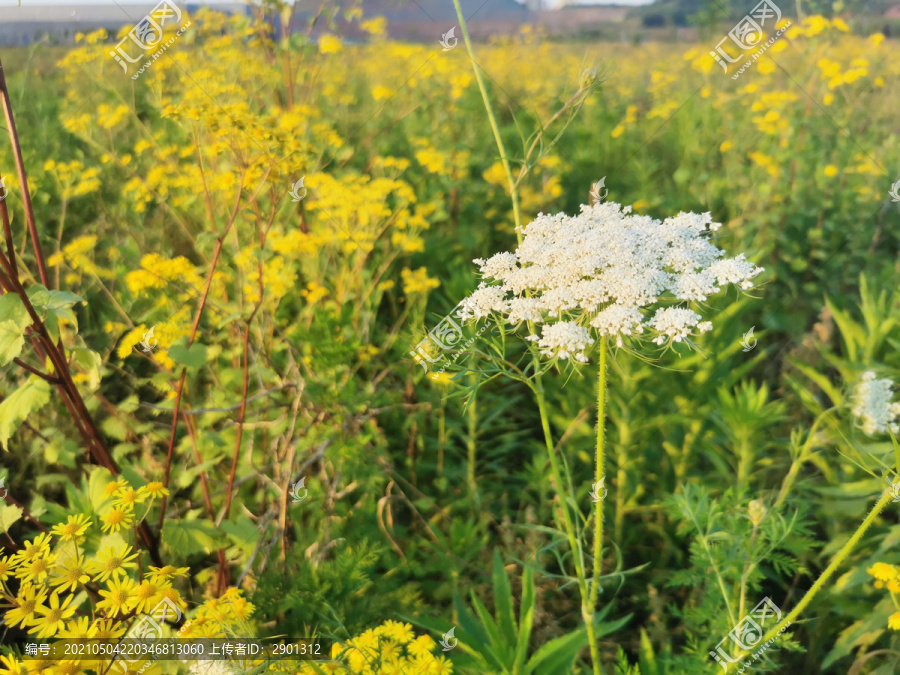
[457,201,764,361]
[852,371,900,436]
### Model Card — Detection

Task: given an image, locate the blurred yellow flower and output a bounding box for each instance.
[401,267,440,295]
[823,165,838,178]
[319,34,343,54]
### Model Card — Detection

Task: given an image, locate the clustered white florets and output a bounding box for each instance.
[852,371,900,436]
[457,202,764,362]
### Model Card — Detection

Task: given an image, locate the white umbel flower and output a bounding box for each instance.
[852,371,900,436]
[459,201,763,357]
[526,321,595,362]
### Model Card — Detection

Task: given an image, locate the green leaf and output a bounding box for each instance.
[162,513,222,556]
[492,549,518,652]
[0,504,22,533]
[26,285,85,311]
[0,320,26,366]
[101,416,128,442]
[526,624,589,675]
[0,376,51,450]
[72,349,101,389]
[0,293,32,330]
[168,338,209,369]
[513,561,535,672]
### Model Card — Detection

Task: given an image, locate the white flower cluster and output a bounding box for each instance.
[457,202,764,361]
[852,371,900,436]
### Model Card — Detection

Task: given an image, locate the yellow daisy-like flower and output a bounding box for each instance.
[50,514,92,541]
[91,618,127,640]
[97,577,138,617]
[141,482,170,500]
[132,579,165,614]
[50,554,93,592]
[407,634,437,659]
[101,505,135,533]
[5,584,49,629]
[60,615,95,639]
[145,564,190,584]
[0,654,28,675]
[10,533,52,567]
[32,592,77,638]
[90,545,139,583]
[113,486,147,508]
[823,165,838,178]
[889,612,900,630]
[868,562,898,582]
[15,552,57,584]
[0,554,12,581]
[104,479,128,497]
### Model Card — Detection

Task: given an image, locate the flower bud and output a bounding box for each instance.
[748,499,767,526]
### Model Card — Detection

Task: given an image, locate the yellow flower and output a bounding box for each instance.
[823,93,834,106]
[720,141,734,153]
[117,326,148,359]
[407,634,437,659]
[50,554,92,593]
[50,514,92,541]
[92,618,127,640]
[823,165,838,178]
[0,555,11,582]
[142,481,170,500]
[90,545,139,582]
[319,34,343,54]
[146,564,190,583]
[16,552,56,584]
[32,592,77,638]
[5,585,48,629]
[401,267,439,295]
[831,18,850,32]
[114,486,147,508]
[890,612,900,630]
[868,562,898,582]
[10,533,52,567]
[100,505,135,534]
[360,17,387,37]
[97,577,138,617]
[869,33,885,48]
[372,85,393,101]
[610,124,625,139]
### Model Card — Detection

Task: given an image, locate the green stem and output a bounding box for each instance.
[534,384,603,675]
[725,490,893,673]
[589,337,609,613]
[467,379,480,509]
[449,0,522,239]
[775,407,838,509]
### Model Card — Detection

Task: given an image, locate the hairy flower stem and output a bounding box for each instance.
[589,337,609,612]
[726,490,893,673]
[534,385,603,675]
[450,0,522,239]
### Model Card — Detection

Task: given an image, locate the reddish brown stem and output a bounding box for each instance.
[0,58,49,287]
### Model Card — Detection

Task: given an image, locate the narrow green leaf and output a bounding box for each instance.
[513,562,536,672]
[493,549,518,651]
